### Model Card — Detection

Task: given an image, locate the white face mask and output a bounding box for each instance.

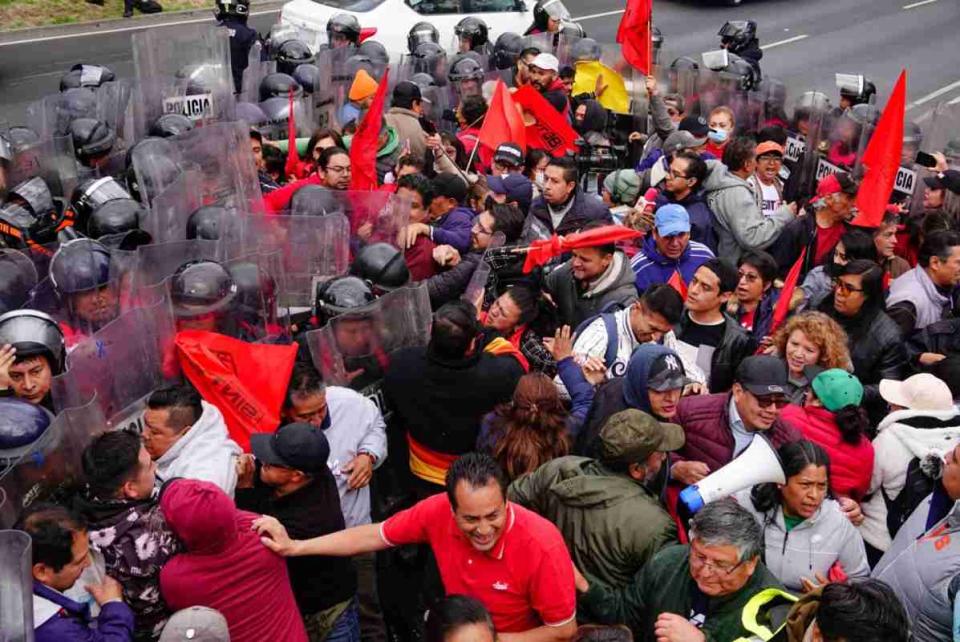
[535,171,545,185]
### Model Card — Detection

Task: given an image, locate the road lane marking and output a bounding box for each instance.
[907,79,960,109]
[0,8,279,46]
[903,0,938,9]
[761,34,809,50]
[948,95,960,106]
[571,9,625,21]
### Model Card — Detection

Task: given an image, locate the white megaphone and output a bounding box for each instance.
[679,435,785,514]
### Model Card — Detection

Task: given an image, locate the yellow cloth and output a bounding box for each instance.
[349,68,379,102]
[573,60,630,114]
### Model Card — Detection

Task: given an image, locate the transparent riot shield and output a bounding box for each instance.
[268,21,326,56]
[396,55,450,125]
[27,81,131,147]
[462,231,505,309]
[305,282,431,400]
[132,238,223,305]
[0,249,39,315]
[522,32,556,56]
[240,212,350,308]
[224,251,290,342]
[131,23,236,139]
[50,300,176,422]
[818,103,878,174]
[130,136,186,208]
[446,52,495,111]
[142,166,204,243]
[349,191,412,248]
[0,530,32,640]
[6,136,82,200]
[909,102,960,215]
[0,398,106,529]
[241,46,276,106]
[257,95,316,143]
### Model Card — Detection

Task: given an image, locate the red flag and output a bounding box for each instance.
[617,0,653,74]
[850,70,907,228]
[349,67,390,191]
[520,225,643,273]
[769,248,806,336]
[667,270,687,300]
[283,88,310,180]
[175,330,298,451]
[478,80,526,168]
[512,85,579,157]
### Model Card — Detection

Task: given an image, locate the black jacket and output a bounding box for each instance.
[219,18,258,93]
[383,345,524,457]
[675,312,757,393]
[768,214,848,278]
[235,468,357,615]
[906,317,960,369]
[527,189,613,238]
[427,250,482,309]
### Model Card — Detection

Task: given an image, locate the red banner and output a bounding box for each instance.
[512,85,579,157]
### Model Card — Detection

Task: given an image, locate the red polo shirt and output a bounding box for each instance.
[380,493,576,633]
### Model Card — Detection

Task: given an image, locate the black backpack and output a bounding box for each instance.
[883,455,940,538]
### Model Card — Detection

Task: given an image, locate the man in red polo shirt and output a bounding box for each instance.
[254,453,577,641]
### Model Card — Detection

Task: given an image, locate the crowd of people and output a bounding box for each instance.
[4,2,960,641]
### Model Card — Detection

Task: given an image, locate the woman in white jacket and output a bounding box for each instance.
[860,374,960,558]
[736,440,870,593]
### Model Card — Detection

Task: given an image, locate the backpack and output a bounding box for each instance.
[883,455,940,539]
[572,300,630,370]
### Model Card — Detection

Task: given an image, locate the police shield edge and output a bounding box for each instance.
[0,530,33,639]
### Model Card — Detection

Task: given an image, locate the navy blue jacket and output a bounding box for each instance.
[33,581,134,642]
[654,190,719,253]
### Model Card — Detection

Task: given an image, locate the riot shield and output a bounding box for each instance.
[0,249,39,315]
[908,102,960,215]
[0,530,32,640]
[50,300,176,422]
[240,212,350,308]
[27,81,131,146]
[240,45,276,106]
[257,95,316,143]
[129,136,186,208]
[132,238,223,305]
[6,136,81,200]
[131,23,236,139]
[349,191,412,248]
[395,56,450,125]
[0,398,106,530]
[142,165,204,243]
[522,32,556,56]
[572,43,644,116]
[305,282,431,399]
[819,104,878,174]
[462,231,505,309]
[224,251,290,342]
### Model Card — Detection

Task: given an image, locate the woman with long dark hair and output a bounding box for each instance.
[736,440,869,593]
[477,372,572,480]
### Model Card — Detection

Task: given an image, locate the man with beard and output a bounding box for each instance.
[526,52,568,115]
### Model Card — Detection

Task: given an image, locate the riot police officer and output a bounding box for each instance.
[48,238,121,346]
[454,17,492,55]
[214,0,258,92]
[718,20,762,80]
[0,310,65,408]
[837,73,877,110]
[0,396,54,471]
[275,39,315,76]
[526,0,568,35]
[350,243,411,296]
[327,13,361,49]
[313,275,384,391]
[408,21,439,54]
[169,259,239,335]
[69,117,116,168]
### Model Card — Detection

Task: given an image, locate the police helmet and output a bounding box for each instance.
[215,0,250,18]
[408,22,439,54]
[49,238,113,295]
[0,310,66,374]
[125,137,182,204]
[492,33,524,70]
[670,56,700,72]
[533,0,569,30]
[839,76,877,106]
[721,54,758,91]
[70,176,132,230]
[314,275,375,324]
[455,17,490,50]
[292,64,322,94]
[718,20,757,52]
[56,88,98,129]
[276,39,315,76]
[186,205,226,240]
[259,73,303,102]
[0,250,39,316]
[289,184,344,217]
[0,397,54,469]
[170,260,238,318]
[448,54,485,84]
[149,113,195,138]
[358,40,389,66]
[176,63,225,96]
[236,101,269,128]
[9,177,55,218]
[228,261,277,320]
[69,118,116,165]
[327,13,361,46]
[846,103,881,129]
[350,243,410,293]
[59,64,117,92]
[88,198,145,239]
[570,38,601,63]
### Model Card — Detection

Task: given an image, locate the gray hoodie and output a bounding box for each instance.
[735,489,869,593]
[702,159,794,263]
[154,400,241,497]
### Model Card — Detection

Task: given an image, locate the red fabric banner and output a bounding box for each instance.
[349,67,390,191]
[478,80,527,168]
[617,0,653,74]
[769,247,806,336]
[512,85,579,157]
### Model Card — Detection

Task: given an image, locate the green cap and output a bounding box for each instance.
[599,409,685,465]
[811,368,863,411]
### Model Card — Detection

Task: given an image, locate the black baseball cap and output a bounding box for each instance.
[493,143,524,167]
[923,170,960,195]
[431,172,468,203]
[647,353,693,391]
[679,115,710,139]
[250,423,331,473]
[392,81,422,104]
[735,355,789,396]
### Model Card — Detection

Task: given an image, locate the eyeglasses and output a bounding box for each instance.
[751,394,790,409]
[737,271,761,283]
[833,279,864,295]
[472,221,494,236]
[668,168,690,180]
[690,548,744,575]
[757,155,782,164]
[325,165,351,174]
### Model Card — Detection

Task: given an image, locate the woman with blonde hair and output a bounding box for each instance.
[477,372,572,480]
[769,311,852,404]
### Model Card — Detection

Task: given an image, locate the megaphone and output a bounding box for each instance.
[679,435,785,514]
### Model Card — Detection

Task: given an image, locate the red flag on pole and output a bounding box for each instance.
[769,247,806,336]
[512,85,579,157]
[617,0,653,74]
[850,70,907,228]
[478,80,527,169]
[520,225,643,273]
[349,67,390,191]
[667,270,687,300]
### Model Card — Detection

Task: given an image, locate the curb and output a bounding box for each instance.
[0,0,286,45]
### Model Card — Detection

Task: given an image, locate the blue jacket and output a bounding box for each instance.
[654,190,718,253]
[431,206,475,254]
[33,581,134,642]
[733,288,780,342]
[630,235,714,293]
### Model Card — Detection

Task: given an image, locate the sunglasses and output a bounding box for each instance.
[751,393,789,409]
[833,279,864,295]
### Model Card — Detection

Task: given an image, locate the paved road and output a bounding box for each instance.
[0,0,958,126]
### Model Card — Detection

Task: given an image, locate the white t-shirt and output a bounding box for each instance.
[759,180,783,218]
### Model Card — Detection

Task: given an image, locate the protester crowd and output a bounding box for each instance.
[4,2,960,641]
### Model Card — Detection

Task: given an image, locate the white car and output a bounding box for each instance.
[279,0,540,59]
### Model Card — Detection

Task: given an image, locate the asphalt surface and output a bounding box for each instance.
[0,0,958,127]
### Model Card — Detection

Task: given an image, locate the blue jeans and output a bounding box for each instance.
[325,599,360,642]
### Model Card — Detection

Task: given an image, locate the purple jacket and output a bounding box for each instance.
[431,206,475,254]
[33,581,134,642]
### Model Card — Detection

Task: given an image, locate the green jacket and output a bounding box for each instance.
[508,457,676,587]
[580,544,786,642]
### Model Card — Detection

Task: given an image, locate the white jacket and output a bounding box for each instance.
[860,407,960,551]
[154,400,242,497]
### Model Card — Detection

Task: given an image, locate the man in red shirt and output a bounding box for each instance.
[254,453,577,641]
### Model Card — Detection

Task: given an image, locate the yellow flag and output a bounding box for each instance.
[573,60,630,114]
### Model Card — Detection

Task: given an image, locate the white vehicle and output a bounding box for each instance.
[279,0,542,59]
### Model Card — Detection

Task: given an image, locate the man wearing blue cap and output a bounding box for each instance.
[631,203,714,293]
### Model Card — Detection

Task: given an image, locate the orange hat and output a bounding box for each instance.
[755,141,785,157]
[349,69,379,102]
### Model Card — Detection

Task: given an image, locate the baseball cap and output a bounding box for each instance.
[599,408,685,465]
[392,81,422,104]
[816,172,858,199]
[923,170,960,195]
[602,169,641,205]
[493,143,524,167]
[250,422,331,473]
[654,203,691,237]
[679,115,710,139]
[159,607,230,642]
[530,52,560,73]
[662,130,706,155]
[811,368,864,411]
[348,68,379,102]
[735,355,788,396]
[487,174,533,211]
[431,172,468,202]
[647,352,693,392]
[755,141,785,158]
[879,373,954,411]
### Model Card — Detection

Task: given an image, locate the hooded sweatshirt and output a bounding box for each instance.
[430,205,474,254]
[631,234,714,293]
[154,401,241,497]
[544,250,639,328]
[861,406,960,551]
[702,159,793,264]
[159,479,308,642]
